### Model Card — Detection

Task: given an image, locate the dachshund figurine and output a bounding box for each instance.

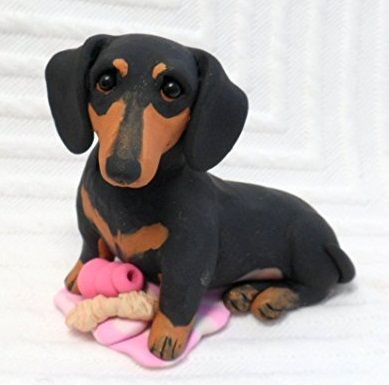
[45,34,355,361]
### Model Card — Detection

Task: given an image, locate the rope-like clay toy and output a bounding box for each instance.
[65,259,158,332]
[66,291,158,332]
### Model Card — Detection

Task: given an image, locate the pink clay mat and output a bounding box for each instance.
[54,284,231,368]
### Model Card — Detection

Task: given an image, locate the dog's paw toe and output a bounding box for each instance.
[251,301,283,320]
[250,287,299,321]
[149,335,184,361]
[223,284,259,313]
[148,311,192,361]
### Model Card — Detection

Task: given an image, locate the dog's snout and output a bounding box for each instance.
[106,155,141,185]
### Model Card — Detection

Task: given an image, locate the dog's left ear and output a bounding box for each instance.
[184,48,248,171]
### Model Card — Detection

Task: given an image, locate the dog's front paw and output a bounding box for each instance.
[148,311,193,361]
[64,259,83,294]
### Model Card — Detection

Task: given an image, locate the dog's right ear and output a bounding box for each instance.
[45,35,112,154]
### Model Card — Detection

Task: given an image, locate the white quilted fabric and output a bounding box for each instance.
[1,0,388,384]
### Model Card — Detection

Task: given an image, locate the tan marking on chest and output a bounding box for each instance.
[81,187,169,259]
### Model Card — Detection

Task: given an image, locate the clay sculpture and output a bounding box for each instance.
[45,34,355,361]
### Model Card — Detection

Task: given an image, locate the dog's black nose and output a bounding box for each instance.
[106,155,141,185]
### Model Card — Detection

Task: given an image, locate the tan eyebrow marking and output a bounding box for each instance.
[112,58,129,77]
[152,62,167,79]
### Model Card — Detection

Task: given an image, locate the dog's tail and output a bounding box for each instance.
[325,244,356,283]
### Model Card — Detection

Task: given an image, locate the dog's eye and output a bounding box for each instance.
[161,77,182,100]
[97,71,116,93]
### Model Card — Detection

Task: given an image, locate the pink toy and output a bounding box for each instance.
[77,259,144,298]
[54,285,230,368]
[111,263,144,293]
[56,260,230,367]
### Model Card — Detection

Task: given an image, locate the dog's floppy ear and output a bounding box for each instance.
[184,48,248,171]
[45,34,112,154]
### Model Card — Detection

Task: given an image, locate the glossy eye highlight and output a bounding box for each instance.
[96,71,117,93]
[160,77,182,100]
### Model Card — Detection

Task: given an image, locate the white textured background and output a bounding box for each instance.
[1,1,388,384]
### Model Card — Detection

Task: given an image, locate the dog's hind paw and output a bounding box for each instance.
[250,287,299,320]
[222,284,259,313]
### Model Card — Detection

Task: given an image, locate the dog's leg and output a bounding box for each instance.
[147,178,219,360]
[250,216,351,320]
[64,259,84,294]
[148,266,210,361]
[249,216,347,321]
[223,279,331,320]
[250,282,331,320]
[65,197,114,294]
[148,231,218,360]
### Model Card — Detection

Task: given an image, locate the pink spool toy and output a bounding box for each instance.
[77,259,145,298]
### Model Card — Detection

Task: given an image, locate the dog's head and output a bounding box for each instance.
[46,34,248,188]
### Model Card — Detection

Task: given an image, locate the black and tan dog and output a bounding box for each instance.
[45,34,355,361]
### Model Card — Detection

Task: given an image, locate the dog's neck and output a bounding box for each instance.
[150,142,187,186]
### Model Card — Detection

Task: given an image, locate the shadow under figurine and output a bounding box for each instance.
[45,34,356,361]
